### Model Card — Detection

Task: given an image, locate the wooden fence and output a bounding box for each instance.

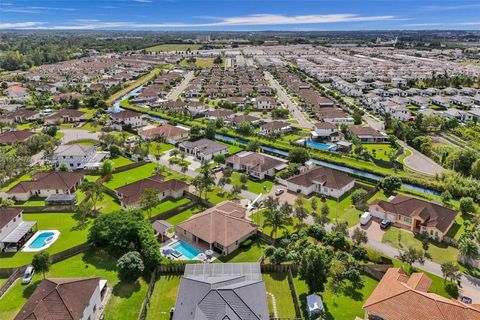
[113,161,145,173]
[138,268,157,320]
[287,266,302,319]
[0,267,25,298]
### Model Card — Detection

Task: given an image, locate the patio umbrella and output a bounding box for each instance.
[205,249,214,257]
[198,253,207,261]
[163,248,174,256]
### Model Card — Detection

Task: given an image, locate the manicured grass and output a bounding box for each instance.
[66,139,97,146]
[166,204,207,226]
[262,272,296,319]
[147,198,191,218]
[145,274,182,320]
[0,213,91,268]
[1,173,31,191]
[217,239,268,263]
[146,43,201,52]
[230,172,274,194]
[0,249,149,320]
[141,141,174,156]
[205,187,235,205]
[382,227,459,265]
[294,274,378,320]
[81,121,102,131]
[301,191,362,227]
[110,156,134,169]
[104,163,157,189]
[218,141,243,155]
[251,209,298,239]
[14,197,46,207]
[76,189,122,214]
[78,107,97,119]
[363,143,394,161]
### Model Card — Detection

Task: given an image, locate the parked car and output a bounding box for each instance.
[274,189,284,196]
[22,266,35,284]
[380,219,392,229]
[125,136,137,143]
[360,212,372,226]
[460,296,472,304]
[211,166,222,173]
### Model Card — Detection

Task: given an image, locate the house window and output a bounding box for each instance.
[13,218,16,222]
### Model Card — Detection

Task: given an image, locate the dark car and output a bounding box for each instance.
[460,296,472,304]
[380,219,392,229]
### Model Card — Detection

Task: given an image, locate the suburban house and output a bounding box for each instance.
[226,151,287,180]
[0,109,40,124]
[51,144,110,170]
[45,109,87,124]
[205,108,235,121]
[6,171,84,201]
[363,267,480,320]
[286,166,355,198]
[110,110,147,130]
[255,96,277,110]
[173,263,269,320]
[259,121,292,135]
[178,138,228,161]
[0,208,36,252]
[138,124,189,144]
[15,278,109,320]
[6,86,29,101]
[369,195,458,241]
[311,122,340,141]
[316,107,354,125]
[349,125,389,143]
[227,114,262,127]
[176,201,258,255]
[115,175,188,208]
[0,130,34,145]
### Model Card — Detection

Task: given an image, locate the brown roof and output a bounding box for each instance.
[176,201,257,247]
[229,114,260,124]
[261,121,290,130]
[111,110,143,120]
[0,130,34,144]
[205,108,235,118]
[369,195,458,233]
[15,278,100,320]
[314,122,337,129]
[7,172,84,194]
[287,166,354,189]
[316,107,349,119]
[0,109,38,120]
[0,207,23,229]
[349,125,385,138]
[115,175,188,205]
[363,268,480,320]
[46,109,85,120]
[140,124,188,139]
[226,152,285,173]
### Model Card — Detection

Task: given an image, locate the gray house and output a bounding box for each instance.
[173,263,269,320]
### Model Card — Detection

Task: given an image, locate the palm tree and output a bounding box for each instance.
[263,196,279,212]
[279,202,293,216]
[263,210,292,242]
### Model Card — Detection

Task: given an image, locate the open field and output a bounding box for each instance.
[165,204,207,226]
[146,43,202,52]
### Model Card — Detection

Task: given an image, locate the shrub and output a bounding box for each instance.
[366,247,383,264]
[240,239,253,248]
[264,246,275,257]
[351,189,368,205]
[351,247,367,261]
[117,251,144,282]
[307,224,326,241]
[270,248,287,264]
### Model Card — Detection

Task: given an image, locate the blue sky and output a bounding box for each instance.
[1,0,480,30]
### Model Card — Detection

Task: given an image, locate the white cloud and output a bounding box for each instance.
[0,5,77,14]
[15,13,398,30]
[401,23,444,27]
[133,0,152,3]
[0,21,45,29]
[422,4,480,11]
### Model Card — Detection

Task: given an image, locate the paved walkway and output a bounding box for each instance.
[264,71,313,129]
[166,71,194,100]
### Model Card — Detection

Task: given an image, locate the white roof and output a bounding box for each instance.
[1,221,36,243]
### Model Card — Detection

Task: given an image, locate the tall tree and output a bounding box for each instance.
[263,210,292,240]
[440,262,461,284]
[32,251,51,278]
[80,181,104,212]
[299,247,329,293]
[140,188,160,219]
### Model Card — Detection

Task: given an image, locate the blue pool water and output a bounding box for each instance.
[171,241,202,260]
[306,140,337,151]
[29,232,55,249]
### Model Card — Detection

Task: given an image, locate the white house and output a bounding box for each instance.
[259,121,292,135]
[52,144,109,170]
[226,151,287,180]
[255,96,277,110]
[178,138,228,161]
[311,122,340,141]
[110,110,147,130]
[0,208,37,252]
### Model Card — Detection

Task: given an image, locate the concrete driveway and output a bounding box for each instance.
[263,184,298,204]
[356,220,385,242]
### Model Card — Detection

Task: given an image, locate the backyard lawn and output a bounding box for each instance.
[216,239,267,263]
[230,172,274,194]
[294,274,378,320]
[147,198,191,218]
[382,227,459,265]
[140,141,174,156]
[111,156,134,169]
[76,189,122,214]
[363,143,394,161]
[0,250,149,320]
[251,209,298,239]
[145,275,182,320]
[104,163,157,189]
[0,213,91,268]
[1,173,31,191]
[218,141,243,155]
[165,204,207,226]
[14,197,46,207]
[262,272,296,319]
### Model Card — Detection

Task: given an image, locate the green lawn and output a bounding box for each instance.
[301,191,362,227]
[363,144,394,161]
[147,198,191,219]
[76,189,121,214]
[104,163,157,189]
[263,272,296,319]
[217,239,267,263]
[78,107,97,119]
[1,173,31,191]
[14,197,46,207]
[218,142,243,155]
[66,139,98,146]
[251,209,298,239]
[81,121,102,131]
[0,213,91,268]
[382,227,459,265]
[230,172,274,194]
[146,43,202,52]
[0,249,149,320]
[141,141,174,156]
[205,187,235,205]
[145,275,181,320]
[294,274,378,320]
[110,156,134,169]
[166,204,207,226]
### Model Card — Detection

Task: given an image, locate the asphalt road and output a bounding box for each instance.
[166,71,194,100]
[264,71,314,129]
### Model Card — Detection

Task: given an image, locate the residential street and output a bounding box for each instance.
[166,71,194,100]
[264,71,314,129]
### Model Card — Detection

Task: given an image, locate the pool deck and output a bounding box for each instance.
[21,230,60,252]
[160,237,219,262]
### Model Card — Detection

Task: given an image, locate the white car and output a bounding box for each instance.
[22,266,34,285]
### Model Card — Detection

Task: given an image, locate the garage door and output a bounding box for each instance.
[369,209,384,219]
[386,213,396,222]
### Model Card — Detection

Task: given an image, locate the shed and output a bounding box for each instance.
[45,194,76,205]
[307,294,324,318]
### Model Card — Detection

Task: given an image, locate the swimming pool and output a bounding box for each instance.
[171,241,202,260]
[22,230,60,252]
[306,140,337,151]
